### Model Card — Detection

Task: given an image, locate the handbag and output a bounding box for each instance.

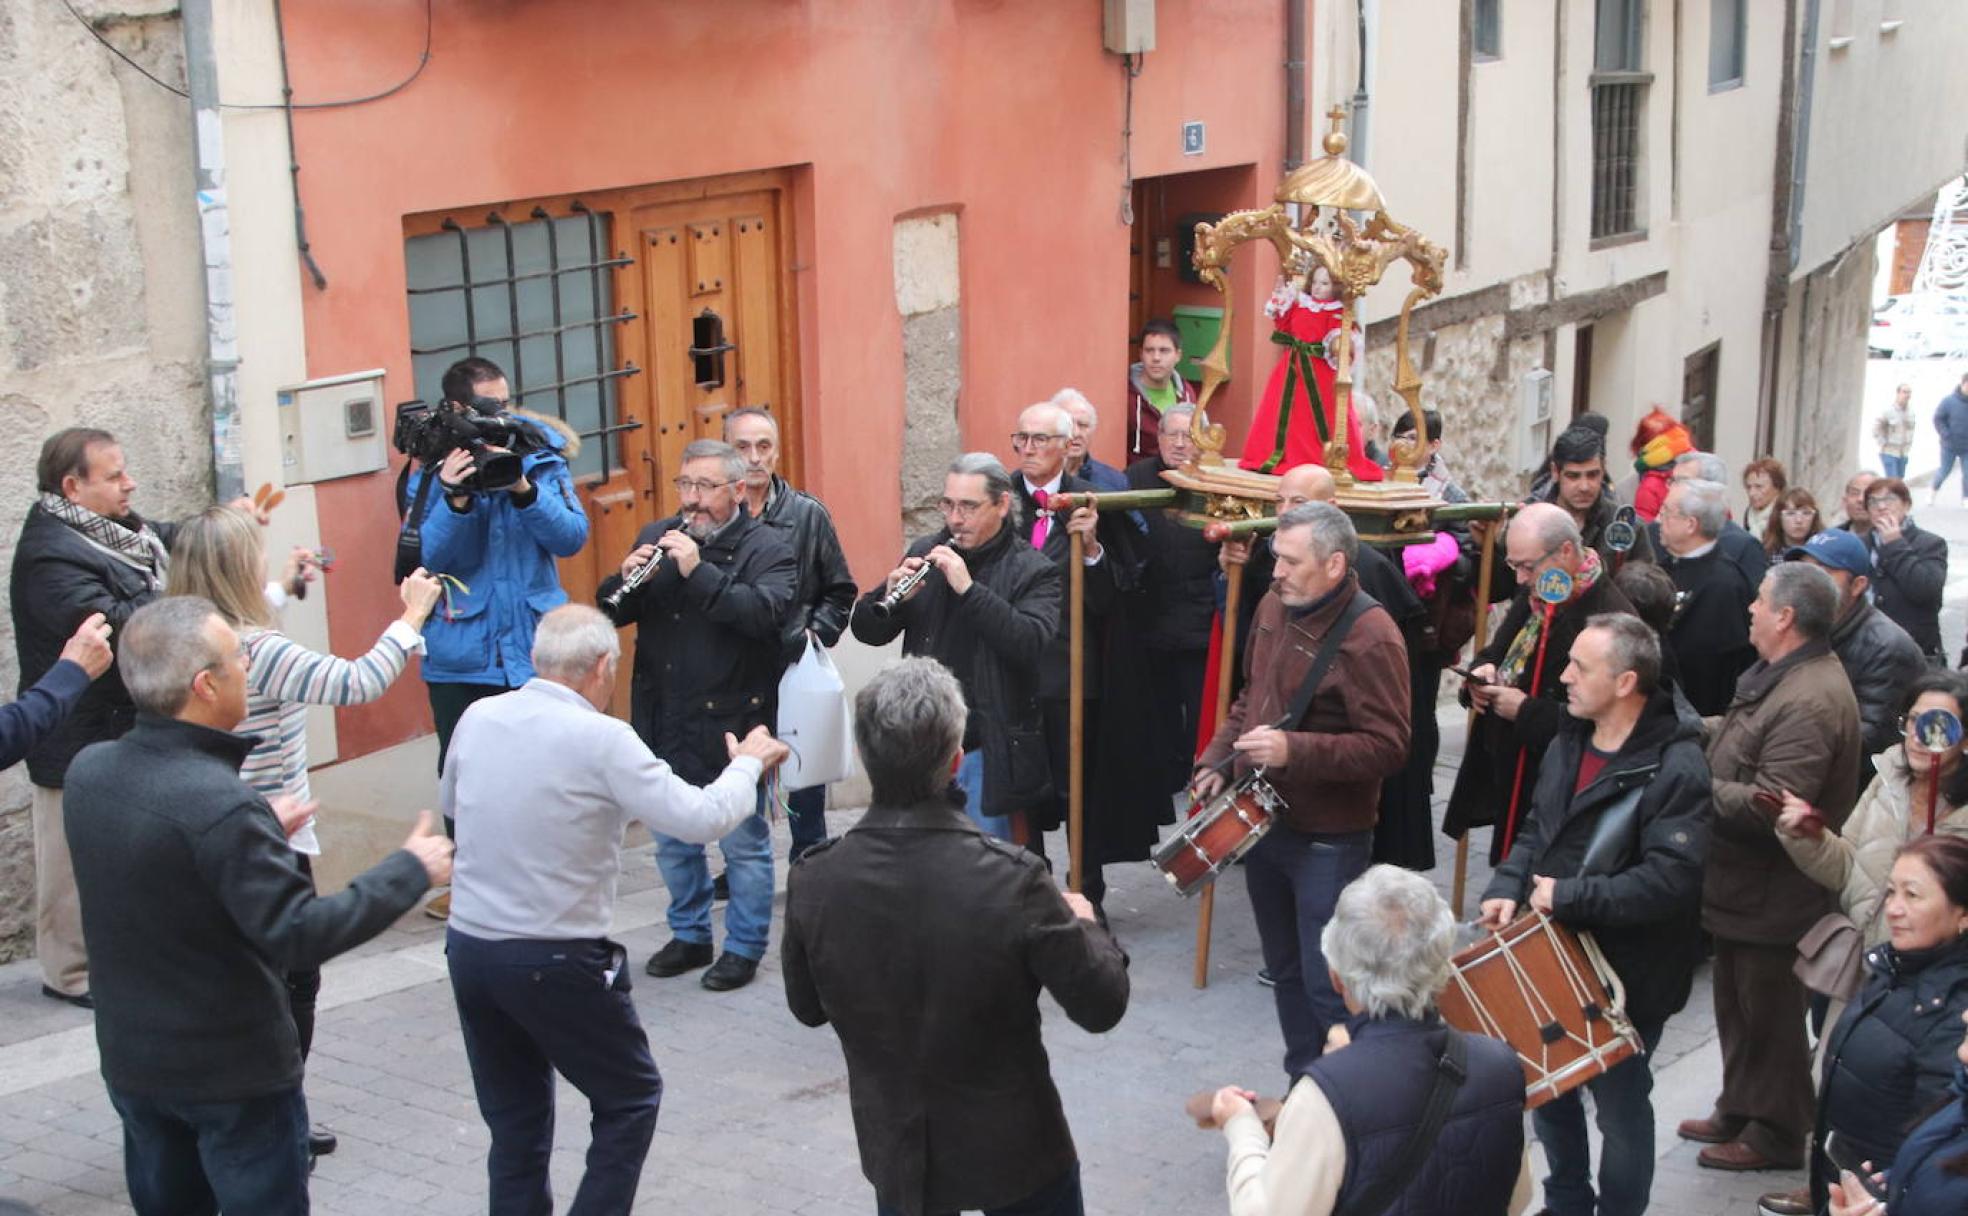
[775,634,853,790]
[1793,912,1865,1002]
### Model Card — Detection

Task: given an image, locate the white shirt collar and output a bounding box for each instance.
[1023,472,1063,501]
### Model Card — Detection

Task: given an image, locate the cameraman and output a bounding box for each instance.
[403,358,589,904]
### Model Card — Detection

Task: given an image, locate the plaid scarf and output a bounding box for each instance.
[38,492,170,591]
[1496,549,1602,687]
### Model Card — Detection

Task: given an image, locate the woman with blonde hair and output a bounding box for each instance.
[167,504,440,1162]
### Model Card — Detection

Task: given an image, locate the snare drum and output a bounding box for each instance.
[1152,771,1284,897]
[1436,911,1641,1108]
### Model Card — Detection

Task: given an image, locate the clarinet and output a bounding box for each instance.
[867,529,952,620]
[602,530,675,609]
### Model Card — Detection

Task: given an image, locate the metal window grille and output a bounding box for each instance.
[1590,78,1645,239]
[1474,0,1502,60]
[404,203,640,480]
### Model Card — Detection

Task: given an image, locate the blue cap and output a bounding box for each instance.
[1785,529,1870,578]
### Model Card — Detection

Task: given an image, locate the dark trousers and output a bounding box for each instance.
[108,1085,309,1216]
[1038,698,1105,906]
[787,783,829,861]
[877,1163,1083,1216]
[287,854,320,1059]
[447,930,663,1216]
[1533,1019,1666,1216]
[1713,937,1813,1163]
[428,681,512,836]
[1244,825,1374,1078]
[1147,646,1209,793]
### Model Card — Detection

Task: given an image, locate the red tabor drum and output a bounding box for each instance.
[1152,771,1284,897]
[1436,911,1642,1109]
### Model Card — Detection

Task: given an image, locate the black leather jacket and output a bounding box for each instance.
[9,504,178,786]
[756,476,857,666]
[1831,597,1928,761]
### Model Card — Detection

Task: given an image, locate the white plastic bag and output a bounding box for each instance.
[776,635,852,790]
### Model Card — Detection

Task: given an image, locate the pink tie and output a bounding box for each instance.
[1031,514,1049,549]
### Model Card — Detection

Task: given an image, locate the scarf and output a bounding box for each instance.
[37,492,171,591]
[1496,549,1602,687]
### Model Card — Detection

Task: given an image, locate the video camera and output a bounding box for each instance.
[392,398,541,494]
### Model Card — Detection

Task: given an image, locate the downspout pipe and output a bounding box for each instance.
[181,0,246,502]
[1351,0,1374,172]
[1285,0,1306,172]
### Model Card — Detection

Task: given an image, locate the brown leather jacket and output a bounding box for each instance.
[1198,574,1411,834]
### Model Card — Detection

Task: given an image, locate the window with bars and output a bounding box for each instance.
[1590,0,1650,241]
[404,204,640,481]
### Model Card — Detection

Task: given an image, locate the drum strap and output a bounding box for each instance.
[1337,1029,1470,1216]
[1282,591,1378,729]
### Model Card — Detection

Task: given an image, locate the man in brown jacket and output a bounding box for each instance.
[1196,502,1411,1077]
[1679,560,1861,1172]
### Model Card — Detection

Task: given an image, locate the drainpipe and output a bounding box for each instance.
[1285,0,1306,172]
[1351,0,1374,172]
[181,0,246,502]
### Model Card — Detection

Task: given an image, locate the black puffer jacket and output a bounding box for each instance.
[851,525,1059,819]
[1124,457,1217,651]
[755,476,858,666]
[1871,520,1949,658]
[597,508,797,786]
[1831,597,1928,763]
[9,504,178,787]
[1814,936,1968,1207]
[1483,686,1712,1027]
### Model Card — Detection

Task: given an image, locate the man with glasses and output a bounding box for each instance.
[851,453,1059,844]
[1445,502,1634,865]
[1654,479,1758,716]
[596,440,796,992]
[405,356,589,923]
[1858,476,1948,663]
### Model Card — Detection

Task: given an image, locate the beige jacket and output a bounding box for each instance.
[1778,746,1968,946]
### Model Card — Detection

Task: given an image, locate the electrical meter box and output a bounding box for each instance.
[1517,368,1555,474]
[277,370,389,484]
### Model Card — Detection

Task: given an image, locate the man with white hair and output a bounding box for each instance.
[1666,451,1768,590]
[444,605,789,1214]
[1211,865,1528,1216]
[597,438,797,991]
[1051,388,1127,490]
[1654,478,1758,715]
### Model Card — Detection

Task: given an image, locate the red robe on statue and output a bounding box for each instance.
[1238,295,1383,481]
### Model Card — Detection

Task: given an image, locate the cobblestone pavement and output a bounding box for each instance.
[0,700,1814,1216]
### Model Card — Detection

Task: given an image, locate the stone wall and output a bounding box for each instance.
[893,212,962,540]
[1785,244,1875,503]
[0,2,208,960]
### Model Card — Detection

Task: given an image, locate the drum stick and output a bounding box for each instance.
[1068,528,1085,895]
[1451,516,1501,919]
[1196,571,1245,989]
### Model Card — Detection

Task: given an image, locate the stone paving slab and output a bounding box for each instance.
[0,708,1805,1215]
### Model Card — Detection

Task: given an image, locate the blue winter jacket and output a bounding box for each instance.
[405,417,589,686]
[1934,389,1968,454]
[1888,1062,1968,1216]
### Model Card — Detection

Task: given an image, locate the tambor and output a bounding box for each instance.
[1436,911,1641,1108]
[1152,771,1284,896]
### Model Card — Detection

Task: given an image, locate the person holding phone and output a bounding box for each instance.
[1862,478,1949,664]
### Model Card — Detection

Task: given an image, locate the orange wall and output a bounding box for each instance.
[281,0,1299,759]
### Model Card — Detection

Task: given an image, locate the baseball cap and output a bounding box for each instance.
[1785,529,1870,578]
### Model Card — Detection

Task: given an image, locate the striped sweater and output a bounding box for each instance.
[239,620,423,855]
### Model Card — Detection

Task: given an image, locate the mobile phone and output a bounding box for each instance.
[1824,1131,1889,1201]
[1448,664,1487,683]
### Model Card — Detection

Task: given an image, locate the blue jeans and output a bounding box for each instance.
[1937,449,1968,494]
[1882,453,1908,480]
[447,930,662,1216]
[877,1163,1083,1216]
[954,748,1013,840]
[108,1085,310,1216]
[1532,1019,1666,1216]
[787,783,829,861]
[1243,825,1374,1077]
[655,786,774,960]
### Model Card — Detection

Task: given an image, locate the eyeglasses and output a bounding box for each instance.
[1010,432,1067,450]
[672,477,732,495]
[938,497,991,517]
[1504,546,1562,576]
[1161,429,1196,446]
[1864,497,1905,510]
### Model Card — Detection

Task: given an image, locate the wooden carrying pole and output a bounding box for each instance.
[1450,519,1502,919]
[1068,529,1086,894]
[1195,572,1244,988]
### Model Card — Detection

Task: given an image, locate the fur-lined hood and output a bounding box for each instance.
[513,407,580,459]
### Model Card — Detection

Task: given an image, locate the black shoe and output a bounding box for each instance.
[711,873,729,903]
[1256,969,1276,988]
[644,939,714,977]
[40,984,93,1010]
[308,1127,337,1157]
[700,952,758,991]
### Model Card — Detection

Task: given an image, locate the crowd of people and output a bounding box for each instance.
[7,339,1968,1216]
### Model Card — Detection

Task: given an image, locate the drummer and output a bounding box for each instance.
[1478,612,1710,1216]
[1194,503,1411,1077]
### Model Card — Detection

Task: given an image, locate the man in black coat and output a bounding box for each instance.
[1655,478,1759,716]
[1482,425,1654,603]
[1788,529,1927,781]
[851,452,1060,843]
[11,428,181,1007]
[725,407,857,861]
[1861,477,1948,661]
[1447,504,1635,863]
[1664,452,1769,592]
[1481,612,1710,1216]
[598,439,797,992]
[783,657,1128,1216]
[64,597,449,1215]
